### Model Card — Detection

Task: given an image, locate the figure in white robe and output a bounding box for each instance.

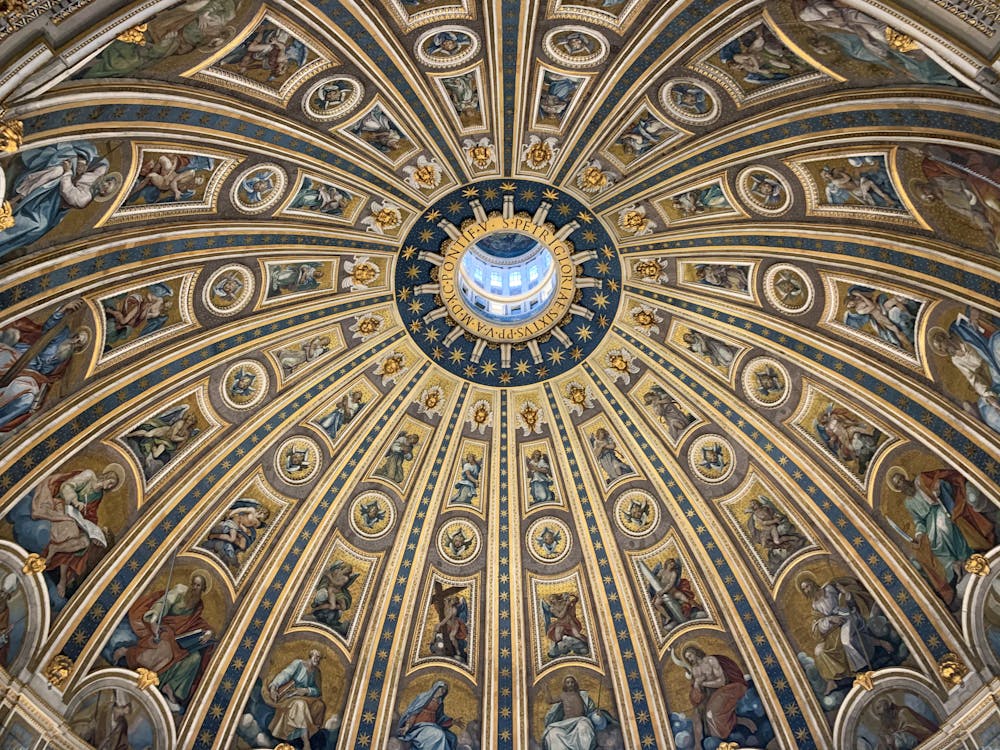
[542,676,610,750]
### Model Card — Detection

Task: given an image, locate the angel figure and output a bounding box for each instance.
[318,390,365,442]
[374,432,419,483]
[275,336,331,375]
[125,153,213,205]
[542,591,589,658]
[310,560,358,636]
[637,557,702,628]
[643,384,694,441]
[815,404,882,475]
[202,499,269,571]
[590,428,633,480]
[526,449,556,506]
[449,453,481,505]
[745,496,807,572]
[221,24,308,81]
[123,405,198,478]
[429,581,469,662]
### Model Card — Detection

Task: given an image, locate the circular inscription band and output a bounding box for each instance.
[395,179,622,386]
[438,214,576,342]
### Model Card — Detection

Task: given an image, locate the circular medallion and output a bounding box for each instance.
[349,491,396,538]
[220,360,268,410]
[526,517,571,563]
[414,26,480,68]
[203,264,255,316]
[736,166,792,216]
[303,75,365,120]
[274,436,322,485]
[659,78,720,124]
[438,519,481,564]
[688,434,735,484]
[542,26,609,69]
[742,356,790,408]
[396,179,621,385]
[613,490,658,537]
[231,163,286,214]
[763,263,814,315]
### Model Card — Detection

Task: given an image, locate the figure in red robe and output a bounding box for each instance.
[113,572,215,712]
[680,645,757,746]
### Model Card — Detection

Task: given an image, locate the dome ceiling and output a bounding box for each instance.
[0,0,999,749]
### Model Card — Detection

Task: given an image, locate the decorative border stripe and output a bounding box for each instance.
[191,354,428,748]
[583,359,816,748]
[596,109,1000,211]
[544,382,659,748]
[617,328,956,663]
[350,382,470,747]
[496,390,514,745]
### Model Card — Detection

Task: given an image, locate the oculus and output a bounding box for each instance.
[457,230,559,325]
[396,179,621,385]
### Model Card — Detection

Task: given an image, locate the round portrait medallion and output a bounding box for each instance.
[526,517,572,563]
[542,26,609,69]
[613,490,659,537]
[736,165,792,216]
[349,491,396,538]
[763,263,814,315]
[203,264,255,316]
[414,26,481,68]
[231,163,286,215]
[303,75,365,120]
[274,436,322,485]
[438,519,481,564]
[742,357,791,408]
[220,360,268,410]
[659,78,720,125]
[688,434,735,484]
